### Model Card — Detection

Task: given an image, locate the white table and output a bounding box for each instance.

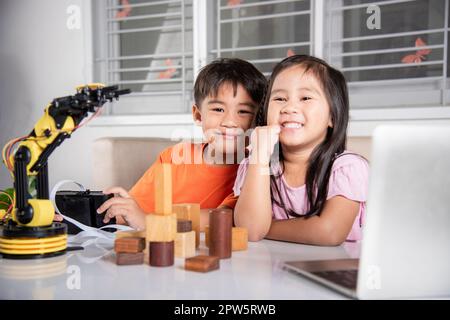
[0,235,360,300]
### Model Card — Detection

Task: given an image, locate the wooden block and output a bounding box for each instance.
[175,231,196,258]
[115,230,145,240]
[173,203,200,248]
[149,241,174,267]
[209,208,232,259]
[177,219,192,233]
[145,213,177,242]
[154,164,172,215]
[116,252,144,265]
[114,237,145,253]
[232,227,248,251]
[185,255,220,273]
[204,225,209,248]
[204,227,248,251]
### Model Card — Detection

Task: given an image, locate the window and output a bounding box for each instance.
[209,0,312,76]
[325,0,450,112]
[93,0,450,120]
[93,0,194,114]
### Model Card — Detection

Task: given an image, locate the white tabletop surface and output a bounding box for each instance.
[0,234,360,300]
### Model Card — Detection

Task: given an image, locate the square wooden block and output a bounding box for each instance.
[115,237,146,253]
[115,230,145,240]
[185,255,220,273]
[145,213,177,242]
[173,203,200,248]
[175,231,196,258]
[116,252,144,265]
[232,227,248,251]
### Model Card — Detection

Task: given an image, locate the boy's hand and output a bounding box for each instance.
[249,125,281,165]
[97,187,146,231]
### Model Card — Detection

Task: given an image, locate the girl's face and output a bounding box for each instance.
[267,65,332,151]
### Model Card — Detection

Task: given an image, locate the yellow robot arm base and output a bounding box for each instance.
[13,199,54,227]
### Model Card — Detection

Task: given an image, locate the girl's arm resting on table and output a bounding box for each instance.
[265,196,360,246]
[234,164,273,242]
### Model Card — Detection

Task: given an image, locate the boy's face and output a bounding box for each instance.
[192,82,257,157]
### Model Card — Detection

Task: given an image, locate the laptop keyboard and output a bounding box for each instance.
[312,270,358,290]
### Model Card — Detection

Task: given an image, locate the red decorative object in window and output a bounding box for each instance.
[401,37,432,64]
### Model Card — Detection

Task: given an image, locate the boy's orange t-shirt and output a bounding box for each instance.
[129,142,239,213]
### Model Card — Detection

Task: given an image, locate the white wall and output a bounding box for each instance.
[0,0,198,191]
[0,0,88,189]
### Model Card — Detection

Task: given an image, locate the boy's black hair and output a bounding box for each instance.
[194,58,267,107]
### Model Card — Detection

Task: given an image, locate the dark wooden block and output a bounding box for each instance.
[116,252,144,265]
[114,237,146,253]
[185,255,220,273]
[177,219,192,233]
[149,241,174,267]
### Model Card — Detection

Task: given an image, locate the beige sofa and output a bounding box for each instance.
[92,137,177,191]
[92,137,372,191]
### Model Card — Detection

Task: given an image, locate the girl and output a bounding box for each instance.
[233,55,369,246]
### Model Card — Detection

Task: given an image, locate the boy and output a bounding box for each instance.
[97,58,267,230]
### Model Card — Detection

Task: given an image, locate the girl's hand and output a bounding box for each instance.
[97,187,146,231]
[248,125,281,165]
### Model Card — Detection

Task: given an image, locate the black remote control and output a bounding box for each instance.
[55,190,115,234]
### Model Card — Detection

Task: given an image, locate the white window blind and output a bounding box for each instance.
[210,0,312,76]
[94,0,194,114]
[325,0,450,110]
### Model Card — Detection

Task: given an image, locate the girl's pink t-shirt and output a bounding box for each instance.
[233,152,370,241]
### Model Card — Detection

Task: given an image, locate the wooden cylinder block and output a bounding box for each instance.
[204,225,209,247]
[149,241,174,267]
[208,208,232,259]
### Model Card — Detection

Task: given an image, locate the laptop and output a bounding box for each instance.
[284,125,450,299]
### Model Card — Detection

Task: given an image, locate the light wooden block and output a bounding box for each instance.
[154,163,172,215]
[232,227,248,251]
[172,203,200,248]
[145,213,177,242]
[115,230,145,240]
[175,231,196,258]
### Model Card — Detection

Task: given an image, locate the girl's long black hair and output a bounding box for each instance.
[256,55,350,218]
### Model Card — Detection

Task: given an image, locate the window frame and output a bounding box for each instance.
[93,0,195,116]
[90,0,450,129]
[323,0,450,122]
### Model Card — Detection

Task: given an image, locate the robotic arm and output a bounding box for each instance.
[0,83,130,259]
